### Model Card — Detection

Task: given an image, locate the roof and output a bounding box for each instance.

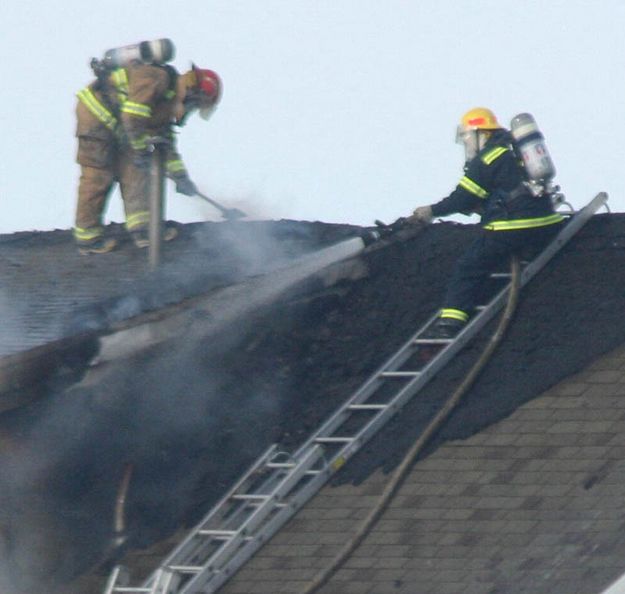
[219,344,625,594]
[0,220,361,357]
[2,212,625,594]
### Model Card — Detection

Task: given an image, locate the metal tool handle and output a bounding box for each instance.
[195,190,228,214]
[194,191,247,220]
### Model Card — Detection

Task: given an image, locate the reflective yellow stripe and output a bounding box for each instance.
[459,175,488,199]
[166,159,186,174]
[73,226,103,241]
[440,308,469,322]
[126,211,150,230]
[111,68,128,90]
[481,146,508,165]
[130,134,149,151]
[121,101,152,118]
[77,88,118,132]
[111,68,129,103]
[483,213,564,231]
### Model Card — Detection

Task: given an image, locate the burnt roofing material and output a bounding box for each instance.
[2,213,625,593]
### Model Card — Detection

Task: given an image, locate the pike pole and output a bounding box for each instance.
[148,139,167,271]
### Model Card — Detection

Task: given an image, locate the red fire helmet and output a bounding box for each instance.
[191,64,222,120]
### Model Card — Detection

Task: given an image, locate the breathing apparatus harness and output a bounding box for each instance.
[480,113,564,220]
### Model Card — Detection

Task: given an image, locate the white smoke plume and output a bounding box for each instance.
[0,225,367,593]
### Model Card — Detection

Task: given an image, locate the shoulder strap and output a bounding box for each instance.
[481,146,509,165]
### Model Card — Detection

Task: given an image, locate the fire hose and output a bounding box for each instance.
[301,255,521,594]
[112,463,134,550]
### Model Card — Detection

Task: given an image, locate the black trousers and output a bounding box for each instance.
[443,222,563,315]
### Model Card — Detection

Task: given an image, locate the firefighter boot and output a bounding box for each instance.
[131,225,178,248]
[77,237,117,255]
[417,317,467,364]
[423,317,466,340]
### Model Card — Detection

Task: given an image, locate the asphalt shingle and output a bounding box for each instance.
[219,345,625,594]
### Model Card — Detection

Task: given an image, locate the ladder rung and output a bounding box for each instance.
[314,437,354,444]
[113,589,152,593]
[231,494,271,501]
[168,565,203,573]
[198,529,238,538]
[266,462,296,468]
[197,533,253,542]
[414,338,453,345]
[490,272,511,278]
[347,403,388,411]
[379,371,421,378]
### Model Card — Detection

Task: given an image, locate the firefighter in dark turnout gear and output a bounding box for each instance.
[73,60,222,254]
[410,107,564,338]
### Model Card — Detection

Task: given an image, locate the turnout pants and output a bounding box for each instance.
[74,101,150,244]
[75,153,150,236]
[443,222,563,316]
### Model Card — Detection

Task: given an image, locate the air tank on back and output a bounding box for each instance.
[510,113,556,185]
[102,38,175,69]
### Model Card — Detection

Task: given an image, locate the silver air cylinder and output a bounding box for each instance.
[103,38,175,69]
[510,113,556,183]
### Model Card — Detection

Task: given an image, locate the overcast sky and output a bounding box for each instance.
[1,1,622,234]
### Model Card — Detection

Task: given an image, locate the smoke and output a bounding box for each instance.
[0,224,366,593]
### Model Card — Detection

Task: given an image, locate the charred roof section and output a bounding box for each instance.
[1,213,625,593]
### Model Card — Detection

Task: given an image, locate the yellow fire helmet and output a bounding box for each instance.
[460,107,501,131]
[456,107,502,160]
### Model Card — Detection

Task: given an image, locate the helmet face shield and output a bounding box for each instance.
[456,126,480,161]
[455,125,468,145]
[456,108,500,161]
[184,89,218,121]
[197,90,219,120]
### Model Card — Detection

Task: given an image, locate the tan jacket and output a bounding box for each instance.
[76,63,187,177]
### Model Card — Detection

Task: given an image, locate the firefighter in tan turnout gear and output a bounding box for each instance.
[73,39,222,254]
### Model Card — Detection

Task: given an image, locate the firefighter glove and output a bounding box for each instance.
[174,174,198,196]
[409,205,433,225]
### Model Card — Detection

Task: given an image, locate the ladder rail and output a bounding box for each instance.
[135,444,284,593]
[179,462,338,594]
[105,192,607,594]
[169,446,325,593]
[139,446,325,593]
[289,308,443,453]
[154,444,286,586]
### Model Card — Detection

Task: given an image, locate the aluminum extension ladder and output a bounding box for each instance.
[104,192,608,594]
